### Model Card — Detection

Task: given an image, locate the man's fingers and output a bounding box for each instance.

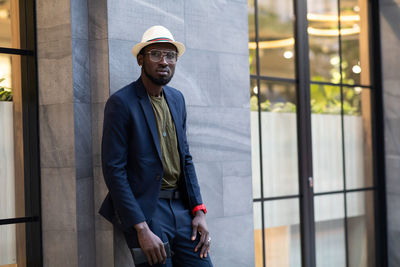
[154,245,163,264]
[194,231,206,252]
[150,250,158,265]
[200,233,210,258]
[191,224,198,241]
[160,243,167,264]
[144,250,153,266]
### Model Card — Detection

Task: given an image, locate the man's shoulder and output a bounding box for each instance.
[111,81,138,101]
[164,85,184,100]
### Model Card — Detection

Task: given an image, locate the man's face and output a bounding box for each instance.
[138,43,177,86]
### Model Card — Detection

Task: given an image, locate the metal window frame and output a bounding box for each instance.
[250,0,387,265]
[0,0,42,266]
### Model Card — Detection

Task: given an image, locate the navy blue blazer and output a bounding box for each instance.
[99,78,203,232]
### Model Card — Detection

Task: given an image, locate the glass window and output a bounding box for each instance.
[340,0,371,86]
[314,194,346,267]
[256,0,295,78]
[257,80,299,198]
[248,0,257,75]
[311,84,344,193]
[264,199,301,267]
[0,0,21,49]
[0,53,25,220]
[250,79,261,199]
[0,223,26,266]
[253,202,263,267]
[346,191,375,267]
[308,0,340,83]
[343,86,373,189]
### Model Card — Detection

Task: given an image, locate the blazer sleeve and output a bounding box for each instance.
[101,94,146,230]
[180,93,204,208]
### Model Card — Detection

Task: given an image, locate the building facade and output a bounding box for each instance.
[0,0,399,266]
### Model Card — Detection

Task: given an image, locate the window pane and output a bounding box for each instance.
[0,223,26,265]
[343,87,373,189]
[314,194,346,267]
[311,84,344,193]
[346,191,375,267]
[257,0,295,78]
[340,0,370,86]
[0,53,25,219]
[253,202,263,267]
[264,199,301,267]
[250,79,261,199]
[256,80,298,198]
[0,0,21,49]
[308,0,340,83]
[248,0,257,75]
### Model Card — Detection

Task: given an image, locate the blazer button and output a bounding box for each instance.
[156,175,161,181]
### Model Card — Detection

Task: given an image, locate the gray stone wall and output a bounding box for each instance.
[106,0,254,266]
[380,0,400,266]
[37,0,254,266]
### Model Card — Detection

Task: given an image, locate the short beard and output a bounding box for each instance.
[143,62,173,86]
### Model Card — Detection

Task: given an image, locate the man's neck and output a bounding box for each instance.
[141,74,163,97]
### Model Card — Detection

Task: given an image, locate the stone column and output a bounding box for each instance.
[36,0,78,265]
[380,0,400,266]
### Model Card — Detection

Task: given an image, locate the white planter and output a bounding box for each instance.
[0,101,16,265]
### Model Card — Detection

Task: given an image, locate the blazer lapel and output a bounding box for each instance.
[136,79,162,160]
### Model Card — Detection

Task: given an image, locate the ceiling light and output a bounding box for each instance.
[248,38,295,50]
[307,13,360,22]
[283,51,293,59]
[308,27,360,36]
[352,65,361,74]
[0,9,8,19]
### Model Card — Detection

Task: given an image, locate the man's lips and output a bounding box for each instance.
[156,69,169,75]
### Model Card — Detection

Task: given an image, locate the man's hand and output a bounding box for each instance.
[191,210,211,258]
[135,222,167,265]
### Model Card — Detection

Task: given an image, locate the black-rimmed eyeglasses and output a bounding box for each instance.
[145,50,178,63]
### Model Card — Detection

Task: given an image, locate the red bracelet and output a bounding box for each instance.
[192,204,207,215]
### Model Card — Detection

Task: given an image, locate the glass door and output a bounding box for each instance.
[308,0,376,265]
[249,0,382,265]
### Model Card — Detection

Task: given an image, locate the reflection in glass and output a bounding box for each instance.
[255,0,295,78]
[308,0,340,83]
[340,0,370,85]
[343,87,373,189]
[264,199,301,267]
[253,202,263,267]
[311,84,344,193]
[314,194,346,267]
[346,191,375,267]
[251,80,299,198]
[248,0,257,75]
[0,0,21,49]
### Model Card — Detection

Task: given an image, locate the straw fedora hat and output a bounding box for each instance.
[132,25,185,58]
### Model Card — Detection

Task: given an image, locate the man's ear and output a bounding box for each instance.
[137,54,143,66]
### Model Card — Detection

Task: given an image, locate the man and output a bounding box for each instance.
[99,25,213,267]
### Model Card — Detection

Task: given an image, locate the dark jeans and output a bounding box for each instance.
[124,198,213,267]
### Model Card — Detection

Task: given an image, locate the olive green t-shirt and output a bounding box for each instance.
[148,93,181,189]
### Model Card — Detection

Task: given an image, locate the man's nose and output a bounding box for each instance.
[159,55,168,65]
